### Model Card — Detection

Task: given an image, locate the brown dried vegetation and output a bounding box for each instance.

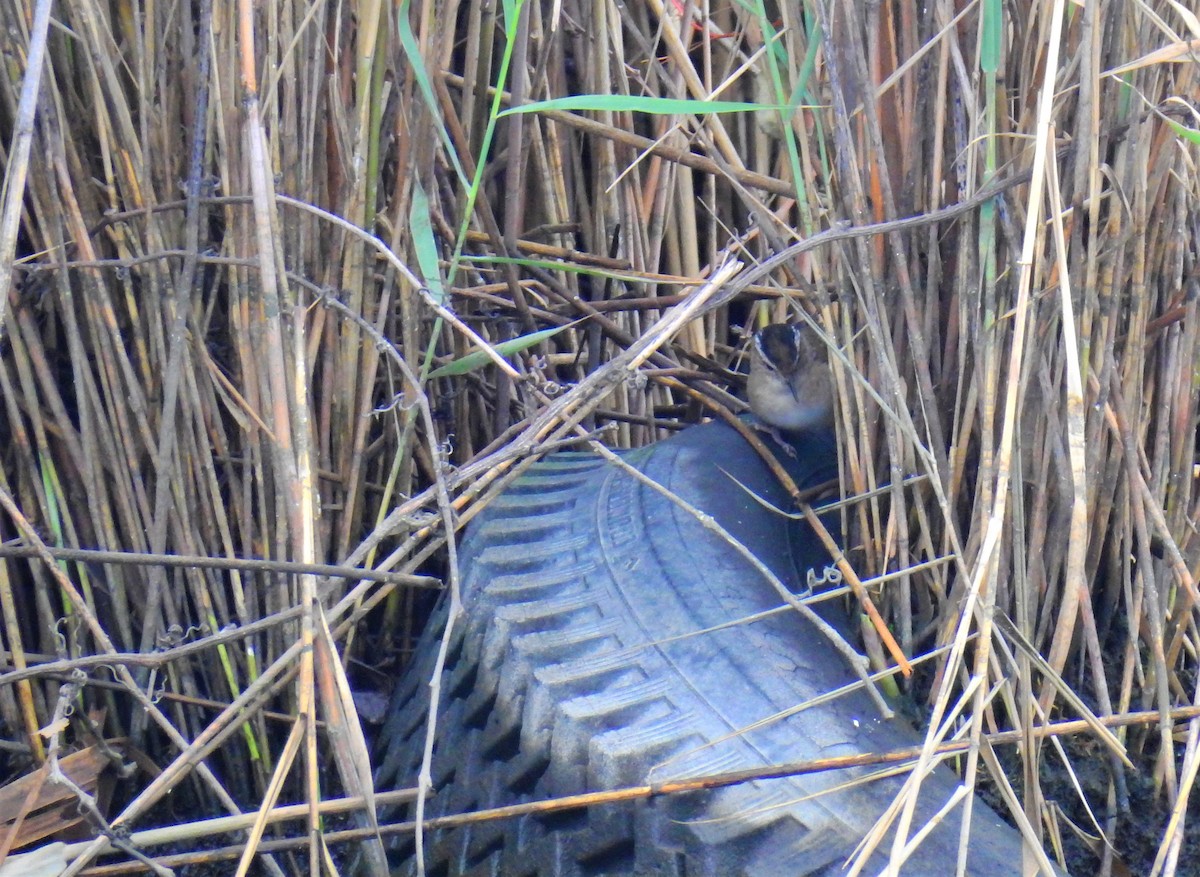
[0,0,1197,874]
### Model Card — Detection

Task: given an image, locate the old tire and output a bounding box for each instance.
[373,420,1058,876]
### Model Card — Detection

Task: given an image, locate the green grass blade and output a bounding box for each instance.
[398,0,468,186]
[981,0,1001,73]
[410,179,446,304]
[426,323,577,379]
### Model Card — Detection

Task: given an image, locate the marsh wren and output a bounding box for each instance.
[747,323,835,432]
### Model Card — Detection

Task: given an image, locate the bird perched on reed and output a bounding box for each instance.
[747,322,835,433]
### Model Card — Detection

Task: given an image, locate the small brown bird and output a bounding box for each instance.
[747,323,835,432]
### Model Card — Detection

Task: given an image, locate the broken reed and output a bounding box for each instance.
[0,0,1195,871]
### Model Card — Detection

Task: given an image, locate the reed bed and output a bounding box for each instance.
[0,0,1197,874]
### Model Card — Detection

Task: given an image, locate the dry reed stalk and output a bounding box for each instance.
[0,0,1196,874]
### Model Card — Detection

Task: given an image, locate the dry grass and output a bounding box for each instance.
[0,0,1197,874]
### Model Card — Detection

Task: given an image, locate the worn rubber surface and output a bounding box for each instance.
[374,420,1058,875]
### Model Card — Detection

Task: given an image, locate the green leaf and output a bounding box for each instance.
[426,323,576,379]
[460,252,646,282]
[980,0,1002,73]
[409,180,445,303]
[501,0,518,28]
[499,94,781,118]
[1166,117,1200,145]
[445,0,525,287]
[397,0,467,186]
